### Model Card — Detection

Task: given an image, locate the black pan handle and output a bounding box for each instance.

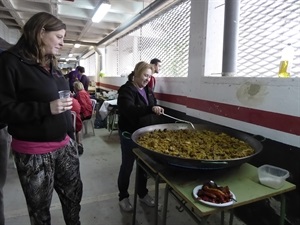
[122,131,132,140]
[200,161,228,165]
[252,134,266,142]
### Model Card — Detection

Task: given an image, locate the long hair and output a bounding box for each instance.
[11,12,66,67]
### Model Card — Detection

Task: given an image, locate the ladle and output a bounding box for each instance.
[162,113,195,129]
[208,180,218,188]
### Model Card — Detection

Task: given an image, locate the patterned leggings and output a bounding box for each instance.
[13,140,82,225]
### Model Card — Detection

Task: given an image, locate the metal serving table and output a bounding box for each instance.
[132,148,296,225]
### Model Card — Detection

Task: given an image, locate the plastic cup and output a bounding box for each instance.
[58,90,71,99]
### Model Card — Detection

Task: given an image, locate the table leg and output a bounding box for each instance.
[280,194,286,225]
[221,211,224,225]
[132,159,140,225]
[229,210,234,225]
[154,174,160,225]
[162,184,169,225]
[167,187,210,225]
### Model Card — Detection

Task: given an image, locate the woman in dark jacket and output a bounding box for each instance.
[0,12,82,225]
[117,61,164,212]
[0,123,9,225]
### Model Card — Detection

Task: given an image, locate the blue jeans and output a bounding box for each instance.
[0,127,9,225]
[117,130,148,201]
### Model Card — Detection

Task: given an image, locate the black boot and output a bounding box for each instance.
[78,143,84,155]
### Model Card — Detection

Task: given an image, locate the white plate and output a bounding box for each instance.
[192,185,236,207]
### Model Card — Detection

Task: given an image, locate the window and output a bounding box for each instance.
[105,0,191,77]
[238,0,300,77]
[207,0,300,77]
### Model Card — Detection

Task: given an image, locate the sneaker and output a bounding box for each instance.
[119,198,133,212]
[78,143,84,155]
[139,194,155,207]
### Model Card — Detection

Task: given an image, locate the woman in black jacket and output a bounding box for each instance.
[0,123,9,225]
[0,12,82,225]
[117,61,164,212]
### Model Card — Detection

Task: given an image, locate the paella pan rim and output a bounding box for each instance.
[131,123,263,170]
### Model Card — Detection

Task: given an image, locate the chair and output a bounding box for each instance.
[90,99,97,115]
[82,99,97,136]
[107,105,118,137]
[71,111,77,142]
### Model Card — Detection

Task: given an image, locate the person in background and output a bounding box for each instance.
[78,66,90,92]
[63,67,72,79]
[0,124,10,225]
[148,58,162,92]
[117,61,165,212]
[73,81,93,121]
[71,98,84,155]
[67,65,81,92]
[67,67,73,74]
[0,12,82,225]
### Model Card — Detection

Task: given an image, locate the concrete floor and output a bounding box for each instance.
[3,127,248,225]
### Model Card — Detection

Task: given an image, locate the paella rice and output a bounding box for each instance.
[137,129,255,160]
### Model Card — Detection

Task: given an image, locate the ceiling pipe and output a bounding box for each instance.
[64,40,97,46]
[97,0,176,46]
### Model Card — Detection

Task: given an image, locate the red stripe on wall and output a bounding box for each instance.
[155,93,187,105]
[100,83,119,90]
[100,84,300,135]
[186,97,300,135]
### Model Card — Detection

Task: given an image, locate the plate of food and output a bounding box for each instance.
[193,182,236,207]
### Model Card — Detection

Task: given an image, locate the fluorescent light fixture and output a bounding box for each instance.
[67,57,77,61]
[92,2,111,23]
[68,54,73,57]
[74,44,81,48]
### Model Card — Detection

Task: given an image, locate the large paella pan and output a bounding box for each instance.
[131,123,263,169]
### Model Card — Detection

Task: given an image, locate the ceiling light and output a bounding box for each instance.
[67,57,77,61]
[92,1,111,23]
[74,44,81,48]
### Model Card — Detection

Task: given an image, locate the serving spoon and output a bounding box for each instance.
[162,113,195,129]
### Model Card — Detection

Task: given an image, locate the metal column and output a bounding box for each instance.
[222,0,240,76]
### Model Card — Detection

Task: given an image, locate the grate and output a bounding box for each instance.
[80,53,96,77]
[103,0,300,78]
[238,0,300,77]
[105,0,191,77]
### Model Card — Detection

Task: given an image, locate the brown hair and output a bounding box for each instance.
[11,12,66,67]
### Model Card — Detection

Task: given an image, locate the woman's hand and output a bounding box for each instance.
[50,97,73,115]
[152,106,164,115]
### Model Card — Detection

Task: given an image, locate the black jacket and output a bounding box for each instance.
[0,50,74,141]
[0,123,6,130]
[117,81,164,133]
